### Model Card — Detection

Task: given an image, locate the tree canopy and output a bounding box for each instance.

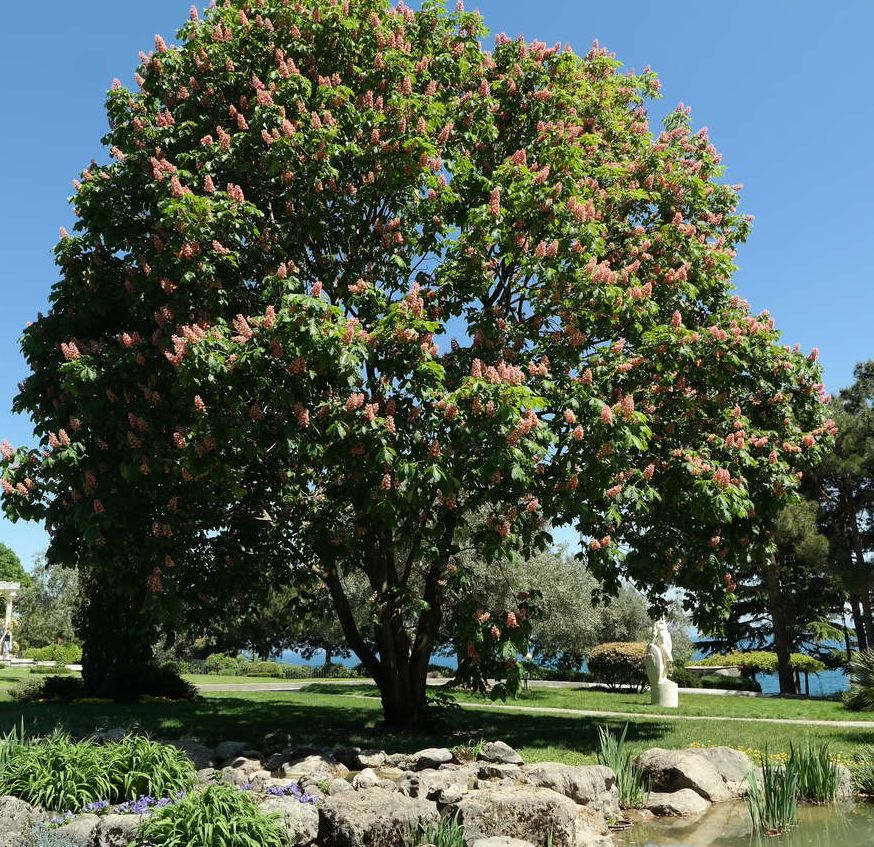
[0,543,26,584]
[0,0,831,724]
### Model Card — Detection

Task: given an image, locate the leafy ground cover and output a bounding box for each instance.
[0,687,871,766]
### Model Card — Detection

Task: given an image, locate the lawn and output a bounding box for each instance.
[0,685,871,766]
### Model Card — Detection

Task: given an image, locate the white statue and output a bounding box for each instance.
[645,619,678,707]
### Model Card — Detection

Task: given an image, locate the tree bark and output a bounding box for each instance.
[850,595,868,652]
[765,557,797,694]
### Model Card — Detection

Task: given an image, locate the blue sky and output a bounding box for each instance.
[1,1,871,566]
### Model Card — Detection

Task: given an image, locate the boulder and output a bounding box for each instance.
[398,773,431,799]
[280,754,348,780]
[55,814,101,846]
[351,768,381,790]
[477,763,521,781]
[166,739,215,770]
[522,764,619,818]
[410,747,453,770]
[353,750,388,769]
[329,778,354,796]
[318,787,439,847]
[634,749,733,802]
[837,764,854,798]
[89,814,144,847]
[477,742,524,766]
[260,795,320,846]
[215,740,250,761]
[472,839,537,847]
[263,730,294,753]
[645,789,711,817]
[449,784,611,847]
[227,756,266,775]
[0,797,45,847]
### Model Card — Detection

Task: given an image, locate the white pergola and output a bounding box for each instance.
[0,582,20,631]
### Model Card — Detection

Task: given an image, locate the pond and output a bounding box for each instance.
[617,802,874,847]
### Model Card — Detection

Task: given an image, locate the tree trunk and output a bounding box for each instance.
[765,557,797,694]
[323,647,333,667]
[842,608,853,661]
[862,592,874,648]
[75,574,156,696]
[850,595,868,652]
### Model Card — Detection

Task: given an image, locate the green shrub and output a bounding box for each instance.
[22,644,82,665]
[0,732,194,812]
[850,746,874,795]
[597,724,647,808]
[245,661,284,678]
[746,749,797,835]
[204,653,244,676]
[95,664,197,702]
[588,643,648,692]
[29,665,73,676]
[668,662,698,688]
[699,651,825,679]
[699,674,761,692]
[9,676,85,703]
[132,783,285,847]
[844,649,874,711]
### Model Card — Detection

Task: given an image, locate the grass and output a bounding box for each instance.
[0,688,872,767]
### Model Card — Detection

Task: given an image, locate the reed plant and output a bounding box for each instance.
[597,724,647,809]
[787,740,840,803]
[745,747,798,835]
[850,746,874,796]
[414,812,466,847]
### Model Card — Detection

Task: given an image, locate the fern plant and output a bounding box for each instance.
[844,649,874,711]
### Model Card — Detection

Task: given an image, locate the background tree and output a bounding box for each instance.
[814,362,874,649]
[0,543,27,583]
[15,555,79,650]
[1,0,830,724]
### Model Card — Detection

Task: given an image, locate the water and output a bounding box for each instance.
[618,802,874,847]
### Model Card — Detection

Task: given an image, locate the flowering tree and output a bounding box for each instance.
[1,0,832,724]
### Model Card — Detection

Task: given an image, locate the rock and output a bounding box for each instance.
[472,839,537,847]
[436,784,468,805]
[356,751,388,770]
[522,764,619,818]
[215,740,250,761]
[419,765,479,797]
[384,753,408,767]
[449,784,611,847]
[221,766,255,786]
[477,763,522,780]
[89,814,144,847]
[0,796,45,846]
[398,773,431,798]
[281,754,348,780]
[196,767,216,783]
[410,747,453,770]
[478,742,524,766]
[329,778,355,796]
[352,768,381,790]
[693,747,755,783]
[634,749,733,802]
[260,795,320,846]
[646,789,711,816]
[318,787,439,847]
[331,747,362,770]
[227,756,265,775]
[166,739,215,770]
[55,814,100,846]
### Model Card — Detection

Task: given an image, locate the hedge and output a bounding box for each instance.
[588,642,648,692]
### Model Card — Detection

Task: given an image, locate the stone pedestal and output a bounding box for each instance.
[651,679,679,708]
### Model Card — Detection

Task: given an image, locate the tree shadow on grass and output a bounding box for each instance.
[0,691,674,759]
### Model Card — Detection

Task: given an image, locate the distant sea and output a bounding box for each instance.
[279,646,850,697]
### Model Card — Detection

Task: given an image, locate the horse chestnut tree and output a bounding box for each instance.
[1,0,832,724]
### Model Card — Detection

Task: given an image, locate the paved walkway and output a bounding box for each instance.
[194,680,874,729]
